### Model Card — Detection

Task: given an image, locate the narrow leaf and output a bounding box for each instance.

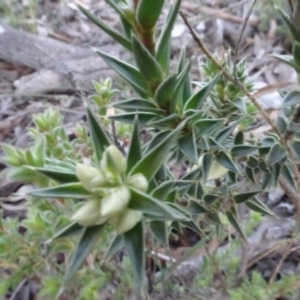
[130,125,182,180]
[155,0,181,73]
[127,116,142,173]
[178,131,198,163]
[281,90,300,108]
[215,151,238,173]
[231,145,257,158]
[150,221,168,245]
[85,103,111,162]
[245,197,274,216]
[233,190,260,204]
[78,5,132,51]
[188,200,210,214]
[132,35,163,83]
[267,143,286,165]
[201,153,212,182]
[136,0,164,30]
[196,119,226,136]
[95,50,151,97]
[104,234,124,260]
[109,112,159,125]
[184,73,220,112]
[33,167,78,183]
[46,222,83,244]
[154,74,177,104]
[64,225,104,283]
[29,183,90,198]
[129,188,188,221]
[226,207,246,240]
[123,221,145,288]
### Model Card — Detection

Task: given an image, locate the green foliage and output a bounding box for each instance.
[2,0,300,299]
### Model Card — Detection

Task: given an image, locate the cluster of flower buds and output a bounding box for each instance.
[72,145,148,234]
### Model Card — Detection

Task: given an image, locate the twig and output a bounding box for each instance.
[233,0,257,76]
[180,11,300,215]
[268,241,292,285]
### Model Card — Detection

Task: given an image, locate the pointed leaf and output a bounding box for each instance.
[233,190,260,204]
[130,125,182,180]
[178,131,198,163]
[150,221,168,245]
[188,200,210,213]
[196,119,226,136]
[215,151,238,173]
[29,183,90,198]
[281,90,300,108]
[184,73,220,112]
[152,181,175,201]
[234,131,244,145]
[201,152,212,182]
[231,145,257,158]
[95,50,151,97]
[127,116,142,173]
[136,0,164,30]
[78,5,132,51]
[154,74,177,104]
[155,0,181,73]
[109,112,158,125]
[226,207,246,240]
[104,234,124,261]
[276,6,300,42]
[245,197,274,216]
[33,166,78,183]
[64,225,104,283]
[132,35,163,84]
[216,120,241,143]
[46,222,83,244]
[123,220,145,287]
[85,103,111,162]
[129,188,188,221]
[267,143,286,165]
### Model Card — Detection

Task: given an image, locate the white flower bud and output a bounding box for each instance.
[76,164,107,192]
[100,145,126,175]
[198,155,228,181]
[71,199,107,227]
[207,160,228,180]
[101,186,130,218]
[114,209,142,234]
[127,173,148,192]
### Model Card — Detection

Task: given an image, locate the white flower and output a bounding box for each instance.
[113,209,143,234]
[127,173,148,192]
[100,145,127,176]
[71,199,107,227]
[198,155,228,181]
[101,186,131,218]
[76,164,107,192]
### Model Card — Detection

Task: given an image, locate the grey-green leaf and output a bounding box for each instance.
[231,145,257,158]
[127,116,142,173]
[150,221,168,245]
[132,35,163,84]
[267,143,286,165]
[130,125,182,180]
[155,0,181,73]
[178,131,198,163]
[233,190,260,204]
[123,220,145,288]
[78,5,132,51]
[184,73,220,112]
[95,49,151,97]
[29,183,90,198]
[215,151,238,173]
[86,102,111,162]
[64,225,104,283]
